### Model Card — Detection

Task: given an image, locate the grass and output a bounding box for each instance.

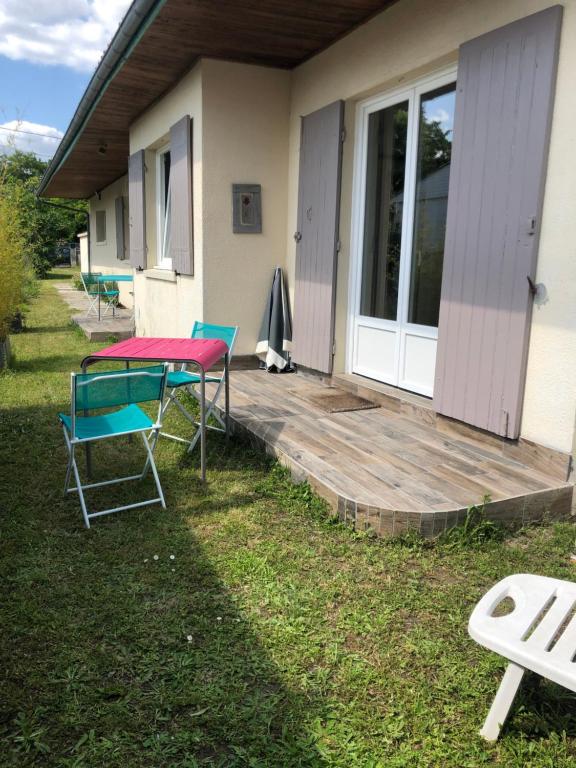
[1,273,576,767]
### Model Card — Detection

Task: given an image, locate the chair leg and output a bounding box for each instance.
[63,429,74,497]
[141,430,159,479]
[70,447,91,529]
[160,388,179,419]
[141,432,166,509]
[480,662,525,742]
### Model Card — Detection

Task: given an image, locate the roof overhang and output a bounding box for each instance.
[38,0,397,199]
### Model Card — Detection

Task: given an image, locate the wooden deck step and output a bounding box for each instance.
[210,370,573,538]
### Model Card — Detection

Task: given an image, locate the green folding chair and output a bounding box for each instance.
[80,272,119,318]
[59,364,169,528]
[80,272,101,317]
[160,321,238,452]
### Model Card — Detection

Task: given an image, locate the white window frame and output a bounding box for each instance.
[95,209,107,244]
[156,143,172,269]
[346,65,457,394]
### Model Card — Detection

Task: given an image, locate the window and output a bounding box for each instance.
[360,100,408,320]
[359,79,456,327]
[95,210,106,243]
[156,146,172,268]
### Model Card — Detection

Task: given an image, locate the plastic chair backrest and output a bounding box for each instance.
[191,321,238,359]
[73,365,168,413]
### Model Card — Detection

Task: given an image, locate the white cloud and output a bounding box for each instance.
[0,119,63,158]
[429,108,451,127]
[0,0,132,72]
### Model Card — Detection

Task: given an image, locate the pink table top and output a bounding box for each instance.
[82,337,228,371]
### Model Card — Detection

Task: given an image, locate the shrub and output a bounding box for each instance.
[0,183,27,341]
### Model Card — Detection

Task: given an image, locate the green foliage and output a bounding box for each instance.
[0,151,87,277]
[0,178,28,341]
[441,496,506,549]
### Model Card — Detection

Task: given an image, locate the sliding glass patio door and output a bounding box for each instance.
[350,70,456,396]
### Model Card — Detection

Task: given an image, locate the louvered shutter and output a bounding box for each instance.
[128,149,146,270]
[169,115,194,275]
[434,6,562,438]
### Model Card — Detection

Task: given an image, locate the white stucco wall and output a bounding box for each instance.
[286,0,576,453]
[126,59,290,354]
[201,59,291,356]
[88,175,133,308]
[129,63,204,338]
[78,232,88,273]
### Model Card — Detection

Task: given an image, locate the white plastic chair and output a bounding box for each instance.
[468,573,576,741]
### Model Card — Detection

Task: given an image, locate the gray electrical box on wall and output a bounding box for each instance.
[232,184,262,233]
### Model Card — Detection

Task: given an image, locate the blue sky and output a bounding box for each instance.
[0,0,131,158]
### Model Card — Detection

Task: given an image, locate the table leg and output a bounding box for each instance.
[98,289,101,322]
[225,352,230,441]
[126,361,133,444]
[200,368,206,482]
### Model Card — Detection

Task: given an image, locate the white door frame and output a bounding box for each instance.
[346,65,457,397]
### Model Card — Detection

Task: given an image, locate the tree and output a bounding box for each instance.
[0,151,87,277]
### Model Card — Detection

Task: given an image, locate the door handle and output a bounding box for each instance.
[294,231,302,243]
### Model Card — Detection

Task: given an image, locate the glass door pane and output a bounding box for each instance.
[360,100,409,320]
[407,83,456,326]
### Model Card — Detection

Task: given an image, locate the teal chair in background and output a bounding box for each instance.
[80,272,120,318]
[160,321,238,452]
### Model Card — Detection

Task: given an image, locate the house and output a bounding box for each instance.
[39,0,576,528]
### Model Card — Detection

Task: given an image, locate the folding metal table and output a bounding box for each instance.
[81,337,230,481]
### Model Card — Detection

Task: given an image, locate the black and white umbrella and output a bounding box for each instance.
[256,267,293,372]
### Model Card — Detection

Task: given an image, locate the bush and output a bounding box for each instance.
[0,183,27,341]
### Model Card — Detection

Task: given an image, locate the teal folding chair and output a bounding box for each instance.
[80,272,101,317]
[59,364,169,528]
[160,321,238,452]
[80,272,119,318]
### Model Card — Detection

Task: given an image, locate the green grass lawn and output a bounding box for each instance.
[2,273,576,767]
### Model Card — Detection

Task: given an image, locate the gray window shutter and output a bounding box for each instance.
[115,196,125,260]
[128,149,146,270]
[292,100,344,374]
[433,6,562,439]
[169,115,193,275]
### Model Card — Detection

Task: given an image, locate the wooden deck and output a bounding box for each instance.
[216,370,573,538]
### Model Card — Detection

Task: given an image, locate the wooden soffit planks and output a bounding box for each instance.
[42,0,396,198]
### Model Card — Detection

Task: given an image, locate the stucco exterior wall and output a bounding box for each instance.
[129,63,204,337]
[78,232,88,273]
[286,0,576,453]
[201,60,291,356]
[88,175,133,308]
[126,59,290,354]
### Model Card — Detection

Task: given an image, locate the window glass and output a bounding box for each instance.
[408,83,456,326]
[95,210,106,243]
[360,101,408,320]
[158,149,171,266]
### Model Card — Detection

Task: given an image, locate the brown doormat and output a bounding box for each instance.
[291,387,380,414]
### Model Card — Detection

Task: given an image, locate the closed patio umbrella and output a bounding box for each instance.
[256,267,293,372]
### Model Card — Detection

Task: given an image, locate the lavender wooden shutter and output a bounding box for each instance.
[128,150,146,270]
[170,115,193,275]
[292,100,344,373]
[115,196,125,260]
[434,6,562,439]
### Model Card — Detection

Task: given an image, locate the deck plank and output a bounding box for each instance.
[207,371,572,531]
